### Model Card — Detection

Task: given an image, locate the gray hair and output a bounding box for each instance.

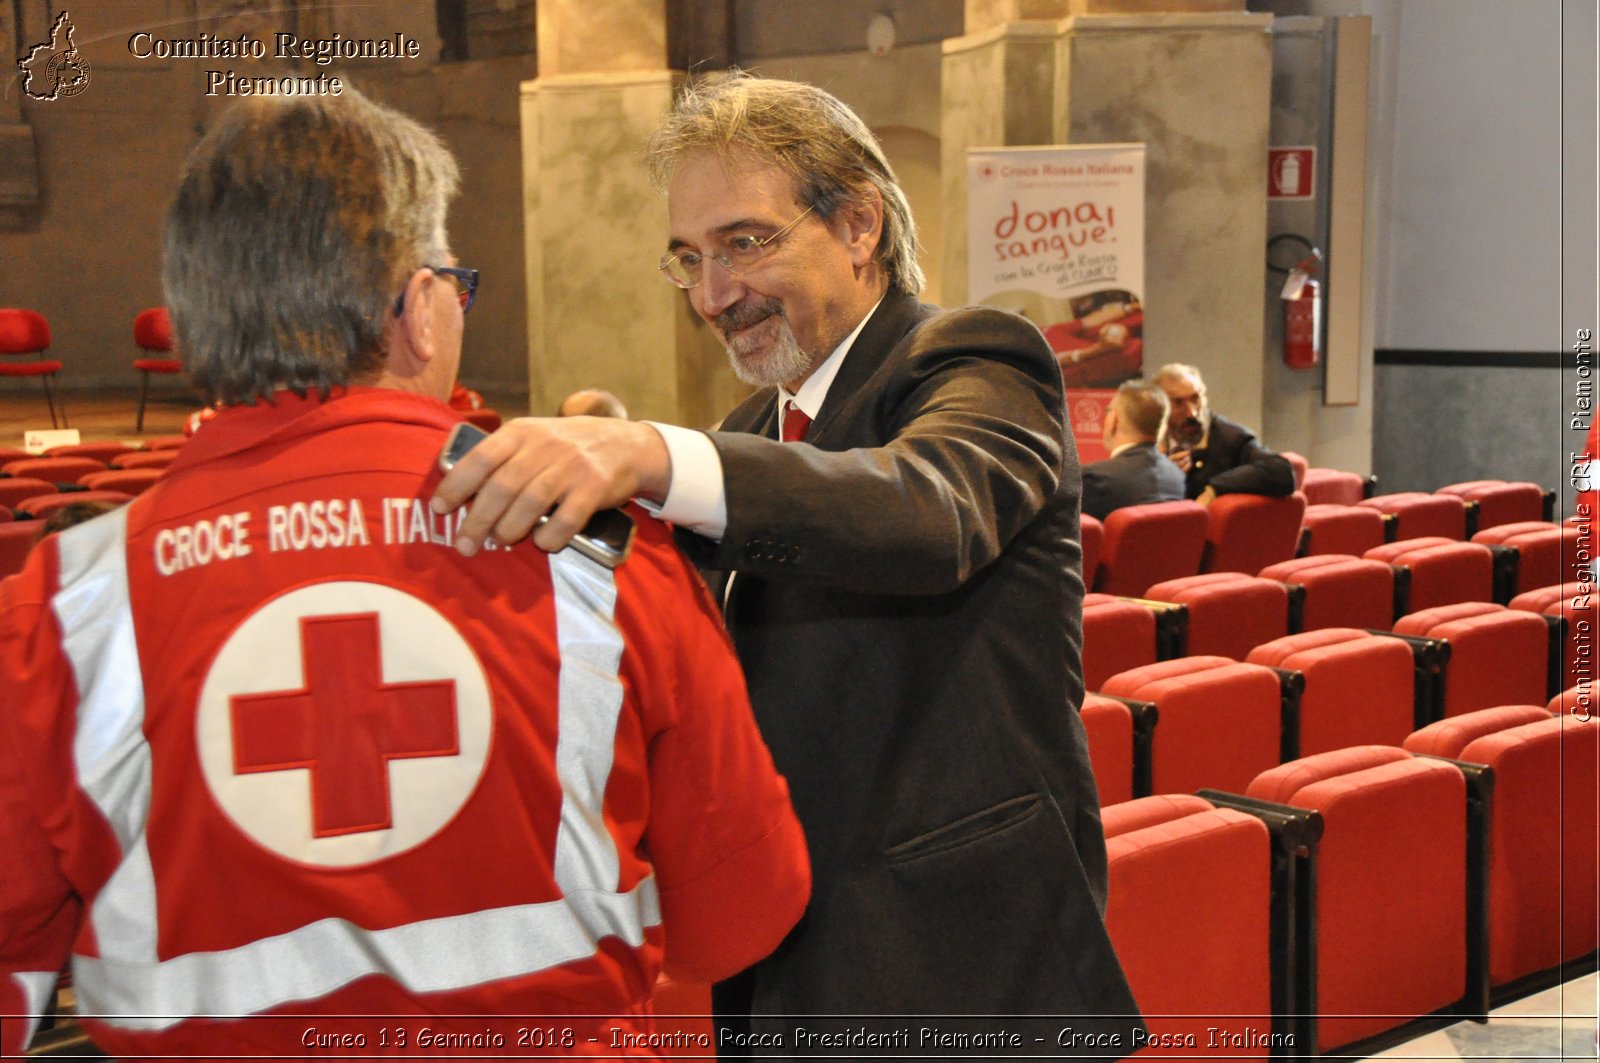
[163,86,460,405]
[645,70,924,297]
[1113,379,1170,440]
[1153,362,1208,401]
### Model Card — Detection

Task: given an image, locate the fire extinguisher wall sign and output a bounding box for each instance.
[1268,147,1315,199]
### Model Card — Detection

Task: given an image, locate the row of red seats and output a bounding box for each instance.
[1083,475,1563,599]
[1104,694,1596,1055]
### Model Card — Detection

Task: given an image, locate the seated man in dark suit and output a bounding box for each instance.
[1083,379,1186,520]
[1155,362,1295,504]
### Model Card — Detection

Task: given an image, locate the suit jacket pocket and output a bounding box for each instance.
[883,793,1043,866]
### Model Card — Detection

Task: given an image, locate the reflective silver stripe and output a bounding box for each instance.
[70,526,655,1027]
[53,509,161,966]
[74,881,660,1029]
[11,970,58,1048]
[548,548,628,893]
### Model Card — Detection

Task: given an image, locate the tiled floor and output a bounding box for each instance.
[1370,971,1597,1061]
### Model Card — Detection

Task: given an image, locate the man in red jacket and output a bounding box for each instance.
[0,87,807,1059]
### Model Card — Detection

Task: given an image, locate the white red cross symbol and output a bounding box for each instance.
[197,581,492,867]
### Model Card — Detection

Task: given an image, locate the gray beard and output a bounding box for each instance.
[723,310,815,389]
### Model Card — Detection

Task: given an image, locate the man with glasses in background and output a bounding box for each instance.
[434,71,1140,1053]
[0,87,808,1057]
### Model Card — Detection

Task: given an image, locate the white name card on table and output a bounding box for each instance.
[24,428,81,454]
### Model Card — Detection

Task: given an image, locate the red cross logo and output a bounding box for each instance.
[230,613,459,837]
[199,581,492,867]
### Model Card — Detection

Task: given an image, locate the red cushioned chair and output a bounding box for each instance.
[1080,513,1103,591]
[1301,467,1367,506]
[1438,480,1546,534]
[0,308,65,428]
[0,477,59,511]
[1511,583,1594,695]
[133,307,184,433]
[0,520,44,577]
[111,450,179,472]
[1102,656,1283,794]
[1406,706,1599,988]
[1094,500,1208,597]
[0,447,28,465]
[1249,629,1417,755]
[1299,503,1386,557]
[45,441,138,464]
[1394,602,1550,718]
[1261,554,1396,631]
[1365,536,1494,613]
[1473,520,1581,598]
[1246,746,1479,1052]
[15,491,132,522]
[1145,572,1289,661]
[1082,593,1162,692]
[141,435,188,451]
[1201,491,1306,575]
[1549,681,1597,718]
[1103,795,1275,1056]
[1081,694,1142,807]
[1,456,107,486]
[1280,450,1309,491]
[80,468,163,497]
[1358,491,1467,541]
[0,504,11,523]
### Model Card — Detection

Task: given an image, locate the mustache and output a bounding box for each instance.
[716,298,783,334]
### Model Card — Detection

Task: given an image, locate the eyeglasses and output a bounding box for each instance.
[658,206,815,289]
[393,265,479,316]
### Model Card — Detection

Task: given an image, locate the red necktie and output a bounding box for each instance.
[781,400,812,443]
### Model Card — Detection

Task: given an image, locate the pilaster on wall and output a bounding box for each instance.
[522,0,726,425]
[0,12,40,232]
[942,6,1274,431]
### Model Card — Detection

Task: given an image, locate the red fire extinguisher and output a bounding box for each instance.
[1268,235,1322,370]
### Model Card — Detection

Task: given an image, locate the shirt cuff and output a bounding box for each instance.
[642,422,728,540]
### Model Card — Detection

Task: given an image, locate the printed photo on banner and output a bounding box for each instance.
[967,144,1146,462]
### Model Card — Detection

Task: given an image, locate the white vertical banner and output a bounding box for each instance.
[967,144,1146,461]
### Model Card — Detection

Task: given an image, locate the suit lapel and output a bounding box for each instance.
[806,291,921,443]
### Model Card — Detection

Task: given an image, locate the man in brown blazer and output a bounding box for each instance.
[434,72,1140,1054]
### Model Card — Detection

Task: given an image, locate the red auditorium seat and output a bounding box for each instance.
[15,491,133,522]
[1246,746,1478,1052]
[133,307,184,432]
[1301,467,1367,506]
[80,468,163,497]
[1102,656,1283,794]
[1394,602,1550,717]
[1358,491,1467,541]
[1298,503,1385,557]
[0,520,44,577]
[1261,555,1395,631]
[0,307,65,428]
[141,435,188,451]
[1081,694,1147,806]
[1473,520,1581,597]
[1082,593,1161,691]
[1438,479,1545,533]
[1102,795,1274,1056]
[111,450,179,471]
[45,441,138,464]
[0,447,28,465]
[1406,706,1599,988]
[1512,583,1595,694]
[1200,491,1306,575]
[1,456,107,484]
[1550,681,1597,718]
[1280,450,1309,490]
[1365,536,1493,612]
[1145,572,1289,661]
[0,477,58,511]
[1080,513,1103,590]
[1249,628,1416,754]
[1094,500,1208,597]
[0,504,11,523]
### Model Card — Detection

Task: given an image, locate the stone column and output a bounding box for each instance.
[521,0,727,424]
[0,11,40,232]
[943,0,1275,428]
